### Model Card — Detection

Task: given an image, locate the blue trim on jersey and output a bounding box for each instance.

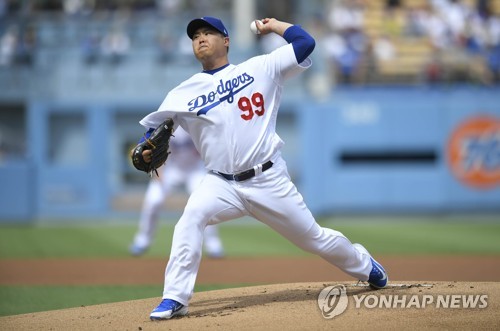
[203,63,230,75]
[139,128,154,143]
[283,25,315,64]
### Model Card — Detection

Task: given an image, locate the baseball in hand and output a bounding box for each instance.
[250,20,262,35]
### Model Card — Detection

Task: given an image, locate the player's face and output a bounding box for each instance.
[192,27,229,62]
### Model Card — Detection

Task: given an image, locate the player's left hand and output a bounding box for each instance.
[142,150,152,163]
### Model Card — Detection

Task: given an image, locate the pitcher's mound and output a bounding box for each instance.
[1,281,498,330]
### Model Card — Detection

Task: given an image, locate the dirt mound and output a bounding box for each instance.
[1,281,498,330]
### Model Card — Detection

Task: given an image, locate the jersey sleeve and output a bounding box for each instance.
[139,75,206,129]
[283,25,316,64]
[261,43,312,84]
[139,110,179,130]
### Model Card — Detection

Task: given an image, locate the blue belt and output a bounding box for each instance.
[214,161,273,182]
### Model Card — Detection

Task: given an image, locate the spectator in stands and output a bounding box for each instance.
[476,0,491,19]
[325,0,367,84]
[81,31,101,65]
[327,0,365,33]
[373,34,396,63]
[421,47,445,84]
[386,0,402,10]
[100,26,131,65]
[486,13,500,47]
[354,35,378,84]
[15,25,37,67]
[463,13,489,55]
[485,13,500,82]
[487,42,500,82]
[429,0,471,46]
[0,25,17,67]
[403,5,429,38]
[63,0,84,16]
[339,32,367,84]
[323,32,359,84]
[422,4,451,49]
[63,0,95,16]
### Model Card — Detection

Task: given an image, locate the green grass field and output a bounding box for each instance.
[1,217,500,258]
[1,217,499,316]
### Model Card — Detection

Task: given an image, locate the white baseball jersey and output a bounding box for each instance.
[140,43,310,174]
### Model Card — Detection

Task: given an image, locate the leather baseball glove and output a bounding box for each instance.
[131,118,174,177]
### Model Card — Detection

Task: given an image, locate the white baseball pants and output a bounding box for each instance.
[162,156,372,306]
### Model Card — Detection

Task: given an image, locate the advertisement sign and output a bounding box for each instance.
[447,115,500,189]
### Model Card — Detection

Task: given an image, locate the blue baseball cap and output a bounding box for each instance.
[187,16,229,39]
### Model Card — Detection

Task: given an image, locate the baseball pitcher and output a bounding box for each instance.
[132,16,388,321]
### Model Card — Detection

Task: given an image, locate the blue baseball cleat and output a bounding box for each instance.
[353,243,388,289]
[129,243,149,257]
[150,299,188,320]
[367,257,388,289]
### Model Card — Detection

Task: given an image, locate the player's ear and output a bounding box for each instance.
[224,37,230,53]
